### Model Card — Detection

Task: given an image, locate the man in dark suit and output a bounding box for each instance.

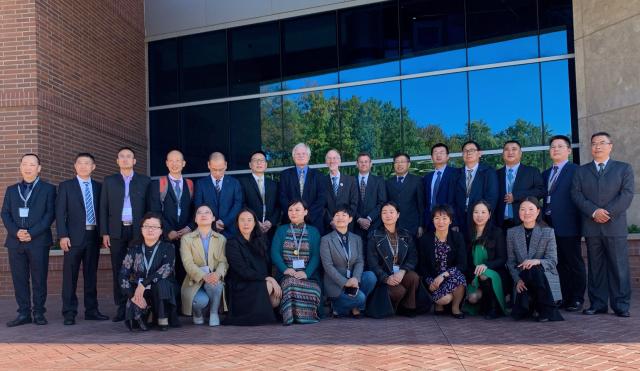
[423,143,457,231]
[239,150,280,238]
[56,153,109,325]
[148,149,193,315]
[279,143,327,234]
[572,132,635,318]
[496,140,545,229]
[100,147,151,322]
[542,135,585,312]
[451,141,499,238]
[1,153,56,327]
[324,149,358,232]
[385,153,425,238]
[354,152,386,243]
[194,152,243,237]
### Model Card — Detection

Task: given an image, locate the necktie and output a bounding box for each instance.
[172,179,182,200]
[598,163,605,176]
[465,169,473,194]
[359,177,366,202]
[83,181,96,225]
[548,166,559,192]
[215,179,221,195]
[298,170,305,197]
[431,171,442,210]
[257,177,265,203]
[397,176,404,185]
[506,168,514,219]
[332,176,339,196]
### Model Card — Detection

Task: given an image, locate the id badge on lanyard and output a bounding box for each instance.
[18,178,39,218]
[290,224,307,270]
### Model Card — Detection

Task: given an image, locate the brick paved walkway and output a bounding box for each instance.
[0,297,639,370]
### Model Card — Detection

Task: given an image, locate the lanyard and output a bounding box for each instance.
[18,177,39,207]
[290,224,306,256]
[337,234,351,270]
[385,232,399,263]
[141,242,160,276]
[547,167,561,192]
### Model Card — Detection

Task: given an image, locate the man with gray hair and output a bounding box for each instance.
[278,143,327,234]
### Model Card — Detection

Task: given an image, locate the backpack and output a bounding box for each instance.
[159,176,194,206]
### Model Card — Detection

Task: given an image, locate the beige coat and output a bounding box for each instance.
[180,230,228,315]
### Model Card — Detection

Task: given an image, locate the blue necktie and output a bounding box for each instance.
[506,169,514,219]
[397,176,404,185]
[332,176,339,196]
[431,171,442,210]
[83,181,96,225]
[172,179,182,200]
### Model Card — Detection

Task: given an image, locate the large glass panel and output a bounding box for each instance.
[283,89,339,165]
[228,21,281,96]
[259,96,285,168]
[340,81,401,162]
[149,109,180,176]
[181,103,230,175]
[541,60,574,142]
[467,0,539,65]
[148,39,178,106]
[282,12,338,90]
[402,72,469,157]
[339,2,400,82]
[180,30,227,102]
[468,64,543,149]
[539,0,574,56]
[400,0,466,74]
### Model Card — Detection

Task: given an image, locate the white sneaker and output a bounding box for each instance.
[193,315,204,325]
[209,313,220,327]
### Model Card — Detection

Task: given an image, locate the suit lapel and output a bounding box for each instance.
[514,226,527,261]
[529,226,542,259]
[331,233,348,262]
[72,179,86,212]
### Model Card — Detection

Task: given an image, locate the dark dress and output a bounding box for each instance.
[119,241,177,321]
[418,231,467,301]
[223,235,277,326]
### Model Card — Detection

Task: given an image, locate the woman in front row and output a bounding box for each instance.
[419,205,467,319]
[224,208,281,326]
[507,197,563,322]
[180,205,228,327]
[119,212,178,331]
[367,202,425,318]
[320,207,376,318]
[271,200,322,325]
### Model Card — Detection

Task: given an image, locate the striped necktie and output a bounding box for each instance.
[83,181,96,225]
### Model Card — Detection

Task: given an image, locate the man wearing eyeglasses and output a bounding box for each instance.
[572,132,634,318]
[239,150,280,239]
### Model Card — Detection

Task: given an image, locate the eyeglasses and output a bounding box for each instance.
[141,225,161,231]
[591,141,612,147]
[196,210,213,215]
[463,149,478,154]
[393,160,408,164]
[251,158,266,164]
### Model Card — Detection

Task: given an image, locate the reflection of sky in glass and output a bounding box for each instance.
[402,72,468,135]
[468,35,538,66]
[469,64,541,132]
[282,72,338,90]
[401,48,466,74]
[259,81,282,94]
[339,61,400,83]
[541,60,572,137]
[340,81,400,106]
[540,30,569,57]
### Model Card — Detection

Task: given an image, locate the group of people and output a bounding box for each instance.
[1,131,634,330]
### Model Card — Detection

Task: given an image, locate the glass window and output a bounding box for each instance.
[468,64,543,149]
[401,72,469,157]
[339,2,400,82]
[467,0,539,65]
[339,81,401,161]
[539,0,574,56]
[282,12,338,90]
[148,39,178,106]
[181,103,230,175]
[258,96,285,168]
[149,109,180,176]
[541,60,574,142]
[180,30,227,102]
[228,22,281,96]
[400,0,466,74]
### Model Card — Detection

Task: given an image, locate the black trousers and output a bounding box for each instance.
[512,266,563,321]
[585,236,631,313]
[555,235,586,305]
[61,230,100,317]
[109,225,133,308]
[8,244,49,316]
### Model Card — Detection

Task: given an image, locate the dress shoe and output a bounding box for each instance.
[614,311,630,318]
[583,308,608,315]
[452,312,465,319]
[136,318,149,331]
[537,317,550,323]
[85,311,109,321]
[565,302,583,312]
[6,315,32,327]
[63,316,76,326]
[33,313,48,325]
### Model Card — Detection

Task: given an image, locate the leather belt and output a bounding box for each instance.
[85,225,96,230]
[122,221,133,226]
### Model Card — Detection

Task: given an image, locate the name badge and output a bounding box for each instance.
[292,259,305,269]
[19,207,29,218]
[346,269,352,279]
[393,265,400,273]
[546,196,551,204]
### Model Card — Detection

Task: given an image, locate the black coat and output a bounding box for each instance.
[239,175,280,227]
[223,236,276,325]
[278,166,327,234]
[385,174,425,236]
[496,164,545,225]
[324,173,358,230]
[148,176,195,236]
[355,174,387,233]
[417,230,467,281]
[99,172,151,238]
[55,178,101,246]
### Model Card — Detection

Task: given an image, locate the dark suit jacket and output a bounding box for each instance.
[148,176,194,237]
[571,160,635,237]
[194,175,243,237]
[278,166,327,234]
[451,163,499,232]
[324,173,358,229]
[355,173,387,231]
[417,231,467,280]
[542,163,581,237]
[1,180,56,248]
[99,172,151,238]
[385,173,425,236]
[496,164,545,225]
[239,175,280,226]
[423,165,457,230]
[56,178,101,246]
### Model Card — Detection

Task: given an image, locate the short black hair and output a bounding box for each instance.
[75,152,95,163]
[393,152,410,162]
[287,199,309,210]
[249,150,267,161]
[431,143,449,155]
[462,140,481,152]
[591,131,612,142]
[21,153,41,165]
[117,146,135,158]
[356,151,372,161]
[503,140,521,149]
[332,205,352,217]
[431,204,455,220]
[549,135,571,147]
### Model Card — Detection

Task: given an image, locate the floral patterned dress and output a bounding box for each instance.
[424,238,467,302]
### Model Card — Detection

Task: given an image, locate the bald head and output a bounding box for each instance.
[166,150,186,177]
[208,152,226,162]
[208,152,227,180]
